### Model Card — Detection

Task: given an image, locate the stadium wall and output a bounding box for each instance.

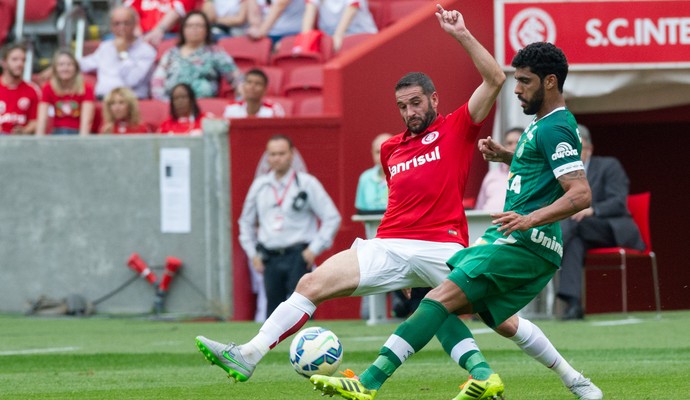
[0,122,231,316]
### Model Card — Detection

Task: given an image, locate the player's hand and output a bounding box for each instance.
[478,136,505,162]
[252,255,265,274]
[434,4,467,36]
[570,207,594,222]
[492,211,533,236]
[302,248,316,267]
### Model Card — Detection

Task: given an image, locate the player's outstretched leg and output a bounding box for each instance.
[453,374,505,400]
[567,373,603,400]
[195,336,256,382]
[310,374,377,400]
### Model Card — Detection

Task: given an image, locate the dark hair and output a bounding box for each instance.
[178,10,213,46]
[395,72,436,95]
[1,42,27,61]
[245,68,269,86]
[269,134,293,149]
[511,42,568,93]
[170,83,201,119]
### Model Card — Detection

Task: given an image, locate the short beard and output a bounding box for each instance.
[523,84,545,115]
[408,108,437,134]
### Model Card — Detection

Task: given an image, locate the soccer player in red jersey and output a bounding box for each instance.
[196,5,602,399]
[0,43,40,135]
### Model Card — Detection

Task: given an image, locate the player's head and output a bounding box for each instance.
[267,134,294,176]
[1,43,27,80]
[511,42,568,115]
[243,68,269,103]
[503,127,522,152]
[371,132,393,166]
[577,123,593,162]
[395,72,439,134]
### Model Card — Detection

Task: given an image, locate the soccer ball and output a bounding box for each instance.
[289,326,343,378]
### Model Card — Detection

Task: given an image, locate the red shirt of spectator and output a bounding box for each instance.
[0,80,40,134]
[157,111,212,135]
[41,82,96,131]
[124,0,196,33]
[112,121,151,134]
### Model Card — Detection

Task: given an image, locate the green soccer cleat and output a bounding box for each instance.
[310,374,377,400]
[452,374,505,400]
[195,336,256,382]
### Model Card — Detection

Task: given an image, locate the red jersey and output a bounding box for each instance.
[41,82,95,131]
[0,80,40,134]
[157,111,211,135]
[124,0,196,33]
[376,103,483,246]
[111,121,151,134]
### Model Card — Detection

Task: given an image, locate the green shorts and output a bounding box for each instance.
[446,243,557,328]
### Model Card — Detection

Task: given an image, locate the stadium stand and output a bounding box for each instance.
[271,33,332,75]
[217,36,272,70]
[338,32,375,54]
[137,99,169,132]
[197,97,229,116]
[295,95,323,117]
[282,64,323,102]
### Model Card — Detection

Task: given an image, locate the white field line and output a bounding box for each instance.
[591,318,643,326]
[0,346,80,356]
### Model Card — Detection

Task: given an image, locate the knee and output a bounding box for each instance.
[294,272,321,303]
[494,315,519,338]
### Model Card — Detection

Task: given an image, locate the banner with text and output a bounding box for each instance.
[496,0,690,69]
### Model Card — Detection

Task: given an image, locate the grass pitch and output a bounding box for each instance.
[1,311,689,399]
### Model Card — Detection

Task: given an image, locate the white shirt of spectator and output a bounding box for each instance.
[223,100,285,118]
[307,0,378,36]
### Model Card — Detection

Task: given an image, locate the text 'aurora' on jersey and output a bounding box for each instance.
[551,142,578,160]
[388,146,441,178]
[530,229,563,257]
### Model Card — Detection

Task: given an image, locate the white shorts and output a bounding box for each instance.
[350,238,464,296]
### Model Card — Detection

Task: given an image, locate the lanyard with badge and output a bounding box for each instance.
[269,172,308,231]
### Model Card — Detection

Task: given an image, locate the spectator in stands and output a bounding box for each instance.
[100,87,150,134]
[355,132,392,215]
[151,10,242,101]
[124,0,197,46]
[80,6,157,100]
[301,0,378,52]
[558,124,645,320]
[474,127,522,211]
[202,0,249,39]
[36,50,95,136]
[0,43,40,135]
[247,0,305,43]
[224,68,285,118]
[158,83,212,135]
[238,134,341,317]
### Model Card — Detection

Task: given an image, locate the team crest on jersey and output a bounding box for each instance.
[516,143,525,158]
[421,131,439,145]
[551,142,578,160]
[0,101,5,114]
[18,97,31,110]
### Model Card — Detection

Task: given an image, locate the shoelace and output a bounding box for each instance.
[339,369,359,380]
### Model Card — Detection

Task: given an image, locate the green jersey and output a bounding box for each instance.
[483,107,583,266]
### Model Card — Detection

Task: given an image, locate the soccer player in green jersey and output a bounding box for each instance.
[310,40,595,400]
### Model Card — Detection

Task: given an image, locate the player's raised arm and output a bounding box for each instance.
[435,4,505,124]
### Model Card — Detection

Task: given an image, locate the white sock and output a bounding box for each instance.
[242,292,316,365]
[509,317,580,386]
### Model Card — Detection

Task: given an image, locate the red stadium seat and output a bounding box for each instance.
[217,36,272,70]
[295,95,323,117]
[583,192,661,316]
[198,97,230,117]
[282,65,323,102]
[138,99,169,132]
[156,38,179,61]
[24,0,58,21]
[271,34,332,75]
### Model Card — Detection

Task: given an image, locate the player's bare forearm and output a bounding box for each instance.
[527,170,591,226]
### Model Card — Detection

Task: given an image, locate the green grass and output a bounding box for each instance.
[1,311,689,399]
